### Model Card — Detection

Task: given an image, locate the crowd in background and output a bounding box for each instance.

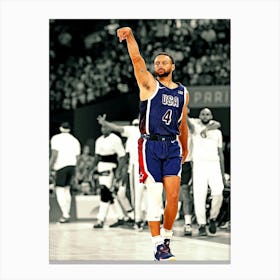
[50,19,230,111]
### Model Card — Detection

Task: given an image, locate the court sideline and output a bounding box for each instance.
[49,220,230,263]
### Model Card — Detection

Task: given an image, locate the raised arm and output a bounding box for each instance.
[97,114,124,134]
[117,27,156,101]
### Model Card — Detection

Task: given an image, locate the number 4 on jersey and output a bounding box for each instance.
[162,109,172,125]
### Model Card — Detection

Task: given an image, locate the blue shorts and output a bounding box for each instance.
[138,137,182,183]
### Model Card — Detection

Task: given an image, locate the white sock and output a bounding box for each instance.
[97,201,110,222]
[160,227,173,239]
[151,235,164,252]
[56,186,70,218]
[184,214,192,225]
[64,186,72,217]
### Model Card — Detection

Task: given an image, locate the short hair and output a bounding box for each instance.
[154,52,175,65]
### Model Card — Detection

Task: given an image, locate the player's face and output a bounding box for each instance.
[154,55,174,77]
[199,109,213,124]
[101,126,111,136]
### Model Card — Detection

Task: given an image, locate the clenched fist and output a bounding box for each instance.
[117,27,132,42]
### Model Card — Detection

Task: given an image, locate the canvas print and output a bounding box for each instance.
[49,19,230,263]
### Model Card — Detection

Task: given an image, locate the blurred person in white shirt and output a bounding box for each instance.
[49,122,81,223]
[187,108,225,236]
[92,123,132,229]
[97,114,147,231]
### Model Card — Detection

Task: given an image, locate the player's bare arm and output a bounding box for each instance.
[186,115,195,134]
[115,156,127,181]
[49,149,58,171]
[179,96,189,163]
[218,147,226,184]
[97,114,124,134]
[200,120,221,137]
[117,27,156,101]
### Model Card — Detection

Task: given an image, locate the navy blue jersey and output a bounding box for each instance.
[139,80,188,136]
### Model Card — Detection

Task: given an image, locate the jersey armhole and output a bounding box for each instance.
[147,80,159,100]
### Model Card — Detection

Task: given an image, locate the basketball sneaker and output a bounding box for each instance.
[59,217,70,223]
[198,224,208,236]
[184,224,192,236]
[154,242,176,261]
[134,221,144,231]
[208,219,217,234]
[93,221,104,229]
[109,219,124,228]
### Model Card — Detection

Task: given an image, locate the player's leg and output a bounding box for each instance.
[159,141,182,259]
[133,160,146,230]
[208,162,224,234]
[180,161,193,235]
[138,138,163,237]
[145,177,176,261]
[128,162,135,208]
[64,166,75,220]
[162,176,181,230]
[55,167,71,222]
[139,138,173,260]
[93,167,114,228]
[192,162,209,236]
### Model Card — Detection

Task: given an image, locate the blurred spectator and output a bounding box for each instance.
[50,19,230,111]
[74,144,96,195]
[92,124,131,229]
[187,108,225,236]
[49,122,81,223]
[217,173,231,230]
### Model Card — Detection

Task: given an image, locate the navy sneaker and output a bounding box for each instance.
[163,238,171,252]
[154,243,176,261]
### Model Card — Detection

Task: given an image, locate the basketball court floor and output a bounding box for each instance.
[49,219,230,264]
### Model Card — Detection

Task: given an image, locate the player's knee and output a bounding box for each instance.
[100,186,113,203]
[145,178,163,221]
[211,188,224,196]
[211,194,223,202]
[117,185,126,199]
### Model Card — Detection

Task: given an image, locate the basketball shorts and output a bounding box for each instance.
[138,138,182,183]
[55,165,75,187]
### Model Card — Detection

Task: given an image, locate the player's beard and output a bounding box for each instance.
[155,69,171,77]
[201,119,211,125]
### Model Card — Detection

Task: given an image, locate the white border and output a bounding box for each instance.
[1,0,279,280]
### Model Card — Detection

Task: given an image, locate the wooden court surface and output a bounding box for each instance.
[49,220,230,264]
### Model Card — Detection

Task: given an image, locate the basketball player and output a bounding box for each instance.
[187,108,225,236]
[117,27,189,261]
